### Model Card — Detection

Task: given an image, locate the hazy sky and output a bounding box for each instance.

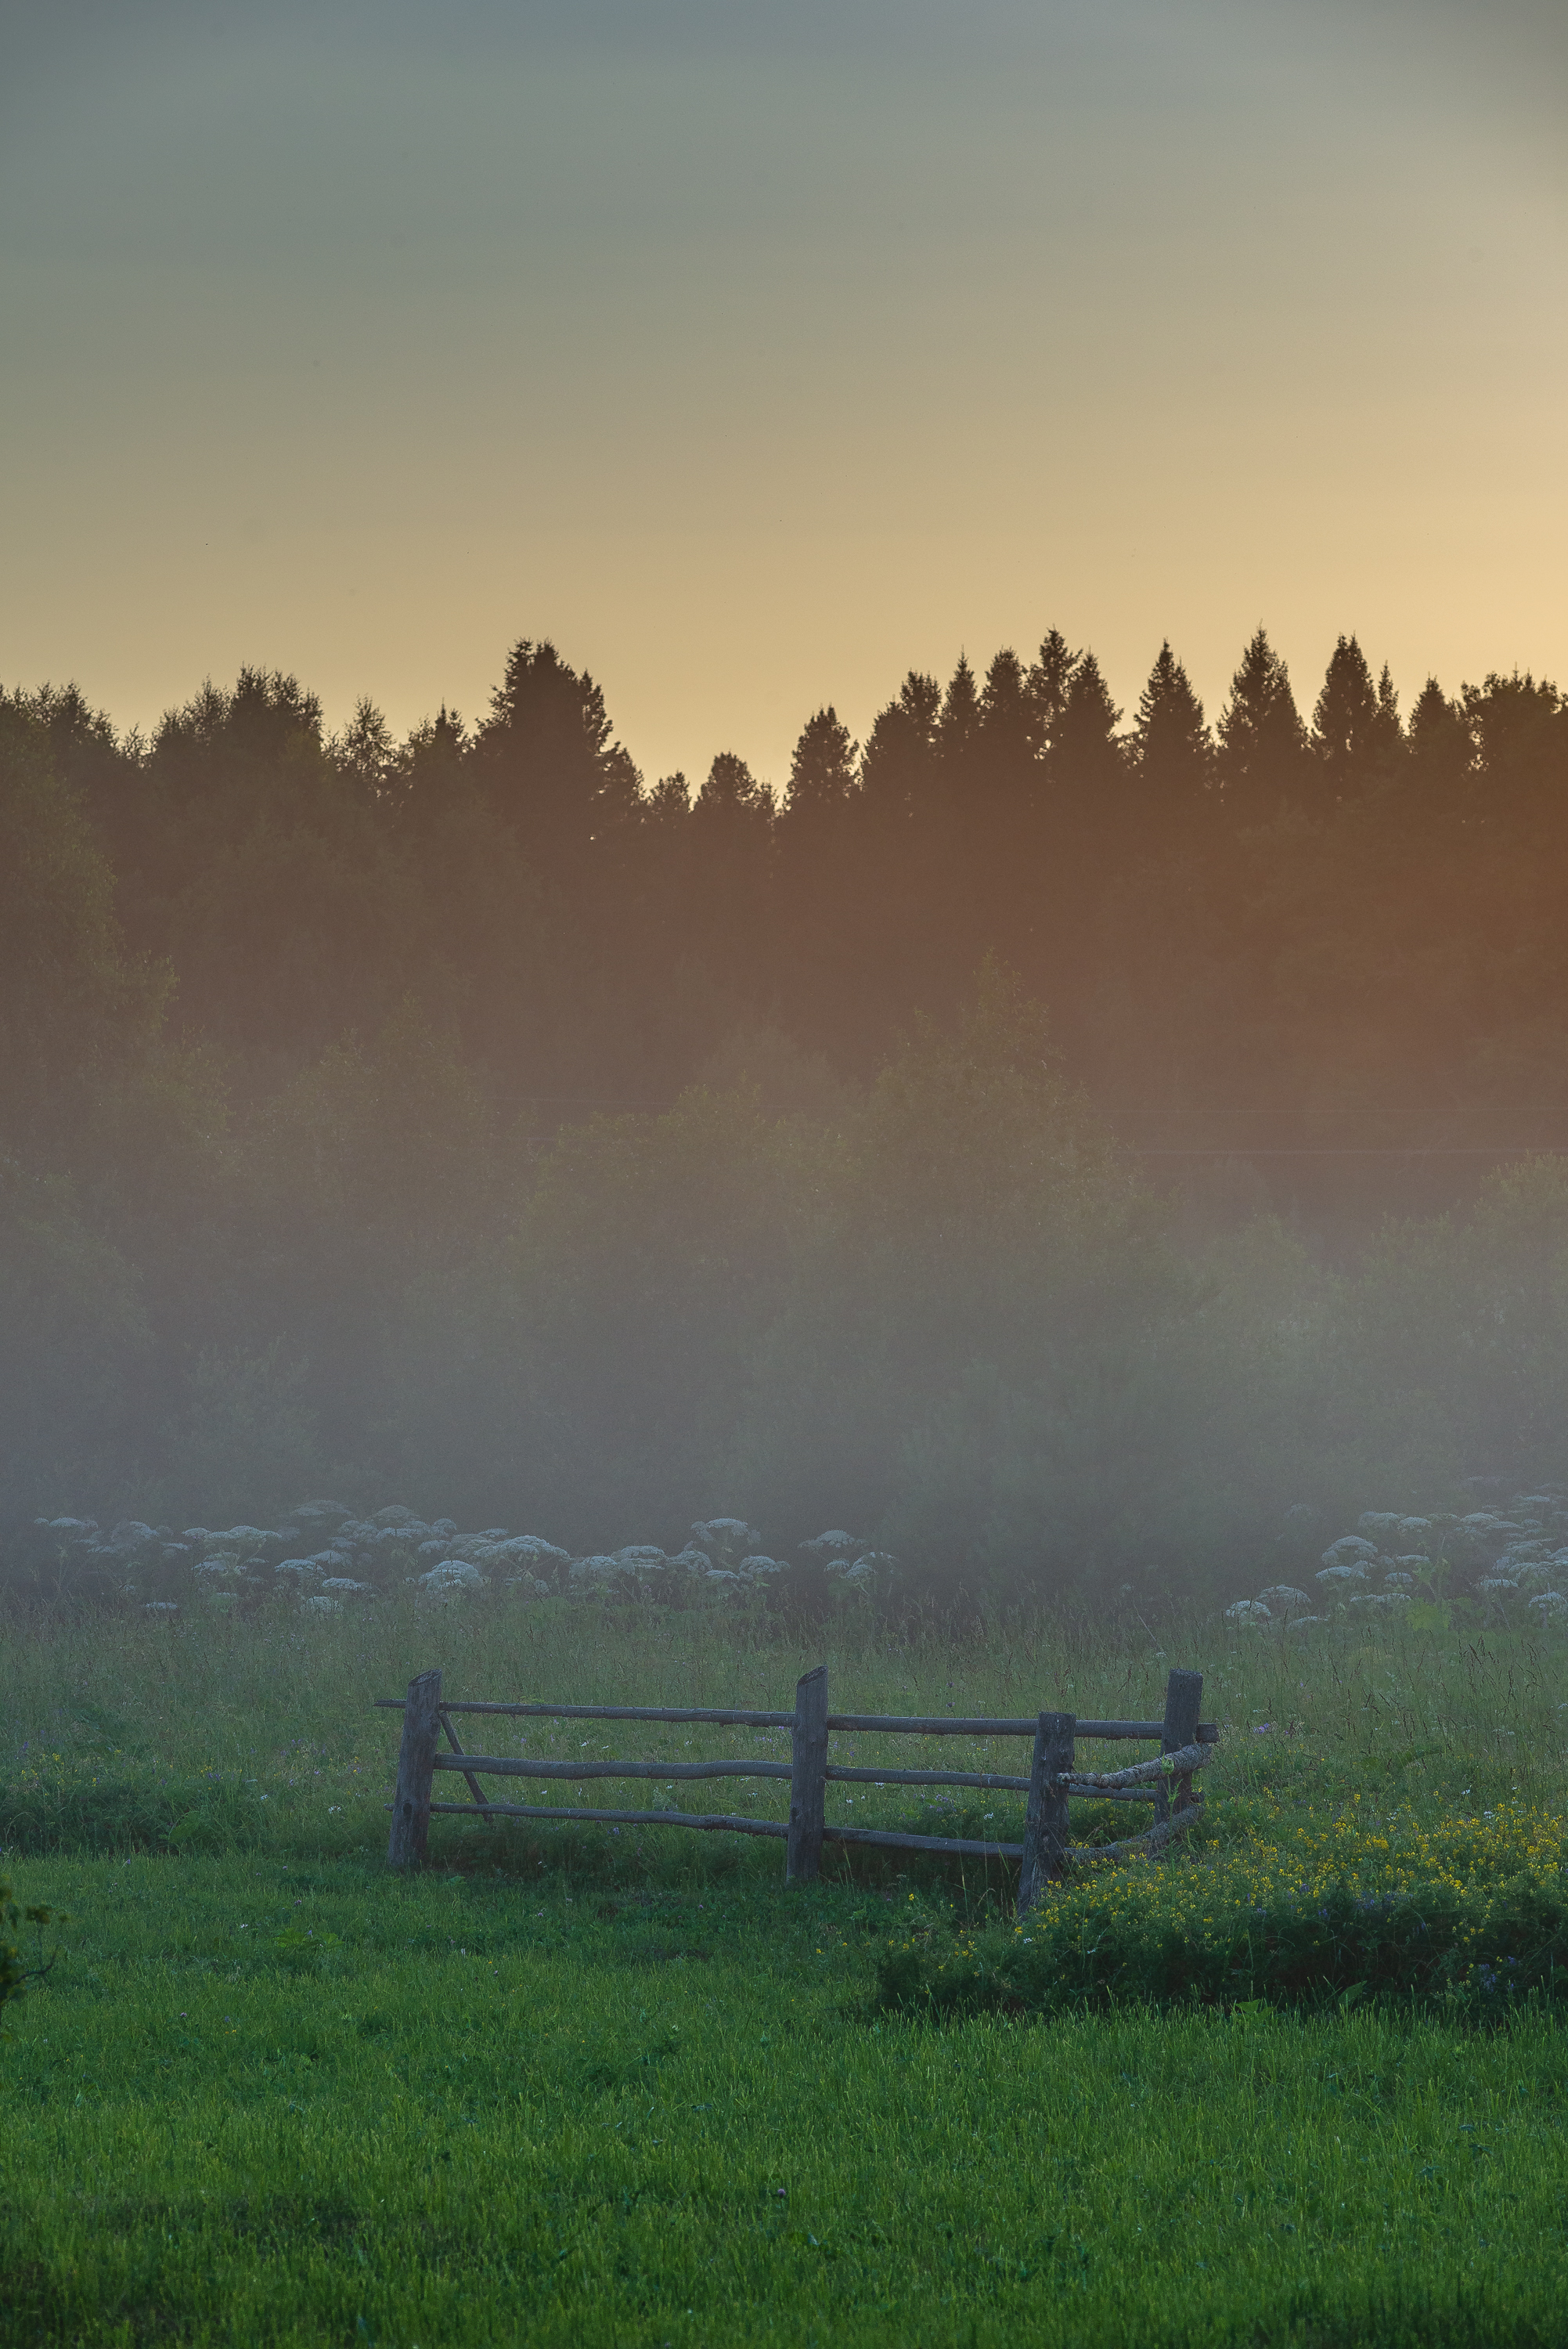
[3,0,1565,785]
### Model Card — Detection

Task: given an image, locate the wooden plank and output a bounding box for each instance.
[823,1824,1024,1859]
[429,1755,1166,1800]
[1065,1740,1209,1792]
[1155,1669,1204,1824]
[386,1668,442,1870]
[439,1712,495,1820]
[426,1800,790,1837]
[1065,1797,1205,1866]
[827,1765,1030,1792]
[1018,1712,1076,1913]
[1061,1784,1165,1804]
[787,1665,829,1884]
[377,1698,1218,1741]
[431,1755,791,1783]
[421,1800,1024,1860]
[374,1698,794,1727]
[824,1714,1220,1740]
[426,1753,1033,1792]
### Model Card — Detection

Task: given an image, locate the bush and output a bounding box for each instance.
[877,1800,1568,2021]
[0,1878,24,2019]
[0,1874,53,2030]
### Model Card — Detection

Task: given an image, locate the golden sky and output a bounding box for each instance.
[3,1,1565,785]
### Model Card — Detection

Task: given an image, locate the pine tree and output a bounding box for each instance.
[979,648,1032,751]
[641,771,692,840]
[1132,641,1211,820]
[783,707,857,821]
[1462,671,1565,796]
[860,673,941,831]
[937,655,982,775]
[695,749,770,826]
[777,709,857,943]
[333,698,397,800]
[690,752,774,972]
[1373,662,1404,768]
[474,638,641,871]
[974,648,1039,812]
[1215,627,1307,819]
[1406,677,1471,804]
[1052,651,1124,793]
[1026,629,1079,759]
[1310,634,1395,799]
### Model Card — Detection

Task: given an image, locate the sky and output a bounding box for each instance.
[2,0,1566,788]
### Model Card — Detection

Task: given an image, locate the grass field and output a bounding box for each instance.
[3,1597,1567,2346]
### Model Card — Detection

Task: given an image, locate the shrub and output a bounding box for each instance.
[877,1800,1568,2021]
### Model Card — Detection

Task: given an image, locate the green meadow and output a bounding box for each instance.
[3,1599,1567,2347]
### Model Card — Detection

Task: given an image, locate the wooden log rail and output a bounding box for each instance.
[380,1666,1217,1910]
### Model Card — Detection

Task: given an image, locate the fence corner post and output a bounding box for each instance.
[1155,1667,1203,1824]
[786,1664,828,1884]
[1018,1710,1075,1915]
[387,1667,442,1870]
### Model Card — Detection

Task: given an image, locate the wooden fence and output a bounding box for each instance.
[379,1666,1217,1910]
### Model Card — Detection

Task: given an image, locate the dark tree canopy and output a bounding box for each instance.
[474,637,641,873]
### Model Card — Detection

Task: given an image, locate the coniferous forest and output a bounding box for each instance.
[5,625,1567,1604]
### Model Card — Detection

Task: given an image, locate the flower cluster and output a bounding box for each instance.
[1224,1486,1568,1635]
[877,1799,1568,2019]
[14,1505,899,1621]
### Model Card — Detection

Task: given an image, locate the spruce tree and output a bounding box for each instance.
[1026,629,1079,760]
[977,648,1039,804]
[1310,634,1393,799]
[1132,641,1211,819]
[694,749,771,828]
[333,698,398,801]
[1373,662,1404,769]
[1462,671,1565,795]
[777,708,857,940]
[937,655,982,775]
[1052,651,1124,793]
[783,707,857,821]
[979,648,1031,749]
[860,673,941,832]
[1216,626,1307,819]
[474,638,640,872]
[1406,677,1471,802]
[690,752,774,967]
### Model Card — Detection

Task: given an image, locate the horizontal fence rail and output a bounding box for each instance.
[380,1665,1218,1907]
[374,1698,1219,1741]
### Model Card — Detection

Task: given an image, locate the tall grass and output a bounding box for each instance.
[5,1604,1567,2343]
[2,1596,1562,1864]
[4,1849,1567,2347]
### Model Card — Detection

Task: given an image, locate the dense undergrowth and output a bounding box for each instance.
[878,1802,1568,2022]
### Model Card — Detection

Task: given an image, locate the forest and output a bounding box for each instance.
[4,624,1567,1604]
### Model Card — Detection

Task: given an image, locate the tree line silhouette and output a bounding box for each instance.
[20,622,1566,1211]
[2,622,1566,1575]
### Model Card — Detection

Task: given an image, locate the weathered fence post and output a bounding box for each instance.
[1018,1710,1075,1914]
[786,1665,829,1883]
[386,1667,442,1869]
[1154,1668,1202,1825]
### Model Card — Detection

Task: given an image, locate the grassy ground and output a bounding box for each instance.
[2,1598,1567,2346]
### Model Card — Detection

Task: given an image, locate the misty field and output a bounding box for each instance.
[4,1600,1568,2347]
